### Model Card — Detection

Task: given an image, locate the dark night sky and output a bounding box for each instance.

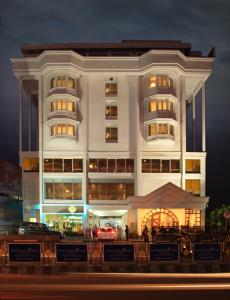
[0,0,229,208]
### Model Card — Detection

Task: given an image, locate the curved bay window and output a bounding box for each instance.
[51,124,76,138]
[51,99,76,113]
[50,75,76,90]
[148,123,174,139]
[149,99,173,113]
[148,75,173,89]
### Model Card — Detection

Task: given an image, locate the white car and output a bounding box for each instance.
[97,227,117,240]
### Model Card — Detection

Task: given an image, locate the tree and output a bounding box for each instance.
[209,204,230,232]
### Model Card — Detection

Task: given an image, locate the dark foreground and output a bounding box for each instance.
[0,273,230,300]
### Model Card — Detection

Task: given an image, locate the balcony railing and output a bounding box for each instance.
[146,110,176,122]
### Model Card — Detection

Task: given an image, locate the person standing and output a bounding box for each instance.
[151,226,156,241]
[125,225,129,241]
[142,225,149,242]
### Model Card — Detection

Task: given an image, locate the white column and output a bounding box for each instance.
[192,95,196,151]
[202,82,206,152]
[28,95,32,151]
[38,76,43,222]
[19,80,23,152]
[180,76,186,189]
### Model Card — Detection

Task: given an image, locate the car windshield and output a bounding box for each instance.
[100,228,113,232]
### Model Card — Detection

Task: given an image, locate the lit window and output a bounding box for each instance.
[105,77,118,96]
[148,75,173,89]
[169,125,174,136]
[142,159,180,173]
[67,77,75,89]
[50,76,76,90]
[148,124,157,136]
[148,76,157,88]
[105,127,118,143]
[186,160,200,173]
[50,124,76,137]
[23,158,39,172]
[185,180,200,196]
[45,180,82,200]
[105,106,117,119]
[149,100,157,112]
[158,124,168,134]
[51,99,75,113]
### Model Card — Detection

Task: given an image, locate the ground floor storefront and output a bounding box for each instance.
[30,182,208,235]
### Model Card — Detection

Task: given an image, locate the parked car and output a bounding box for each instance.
[97,227,117,240]
[18,222,63,239]
[155,227,190,242]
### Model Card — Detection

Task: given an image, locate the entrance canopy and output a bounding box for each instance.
[127,182,208,210]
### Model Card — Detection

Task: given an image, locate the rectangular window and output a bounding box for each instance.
[152,159,161,172]
[57,76,66,88]
[158,124,168,134]
[53,182,63,199]
[98,159,107,172]
[46,183,53,199]
[161,160,170,173]
[105,77,118,96]
[44,159,53,172]
[149,100,157,112]
[117,159,126,173]
[148,124,157,136]
[171,160,180,173]
[67,77,75,89]
[126,159,134,173]
[148,76,157,88]
[106,127,118,143]
[51,77,55,89]
[105,106,117,119]
[169,125,174,136]
[64,183,72,199]
[64,159,72,172]
[73,159,83,172]
[53,159,63,172]
[46,180,82,200]
[142,159,151,173]
[89,181,134,200]
[162,100,167,110]
[73,183,82,199]
[185,179,200,196]
[23,158,39,172]
[186,159,200,173]
[108,159,116,173]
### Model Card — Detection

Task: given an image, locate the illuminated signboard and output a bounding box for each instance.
[56,243,88,262]
[103,244,135,263]
[9,243,41,262]
[150,243,179,262]
[193,243,221,261]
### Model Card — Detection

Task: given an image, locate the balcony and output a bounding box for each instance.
[145,110,176,122]
[146,86,176,97]
[47,110,81,123]
[48,87,78,98]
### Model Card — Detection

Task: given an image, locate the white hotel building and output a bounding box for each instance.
[11,40,215,234]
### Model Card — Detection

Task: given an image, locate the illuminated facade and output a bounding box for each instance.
[11,40,214,233]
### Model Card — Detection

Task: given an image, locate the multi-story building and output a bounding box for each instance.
[11,40,214,234]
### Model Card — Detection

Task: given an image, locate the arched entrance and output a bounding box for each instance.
[141,208,179,230]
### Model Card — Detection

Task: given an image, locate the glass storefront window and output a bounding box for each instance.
[45,180,82,200]
[89,181,134,200]
[45,214,83,233]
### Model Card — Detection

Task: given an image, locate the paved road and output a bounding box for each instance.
[0,273,230,300]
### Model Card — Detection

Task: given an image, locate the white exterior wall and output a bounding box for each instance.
[12,48,214,227]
